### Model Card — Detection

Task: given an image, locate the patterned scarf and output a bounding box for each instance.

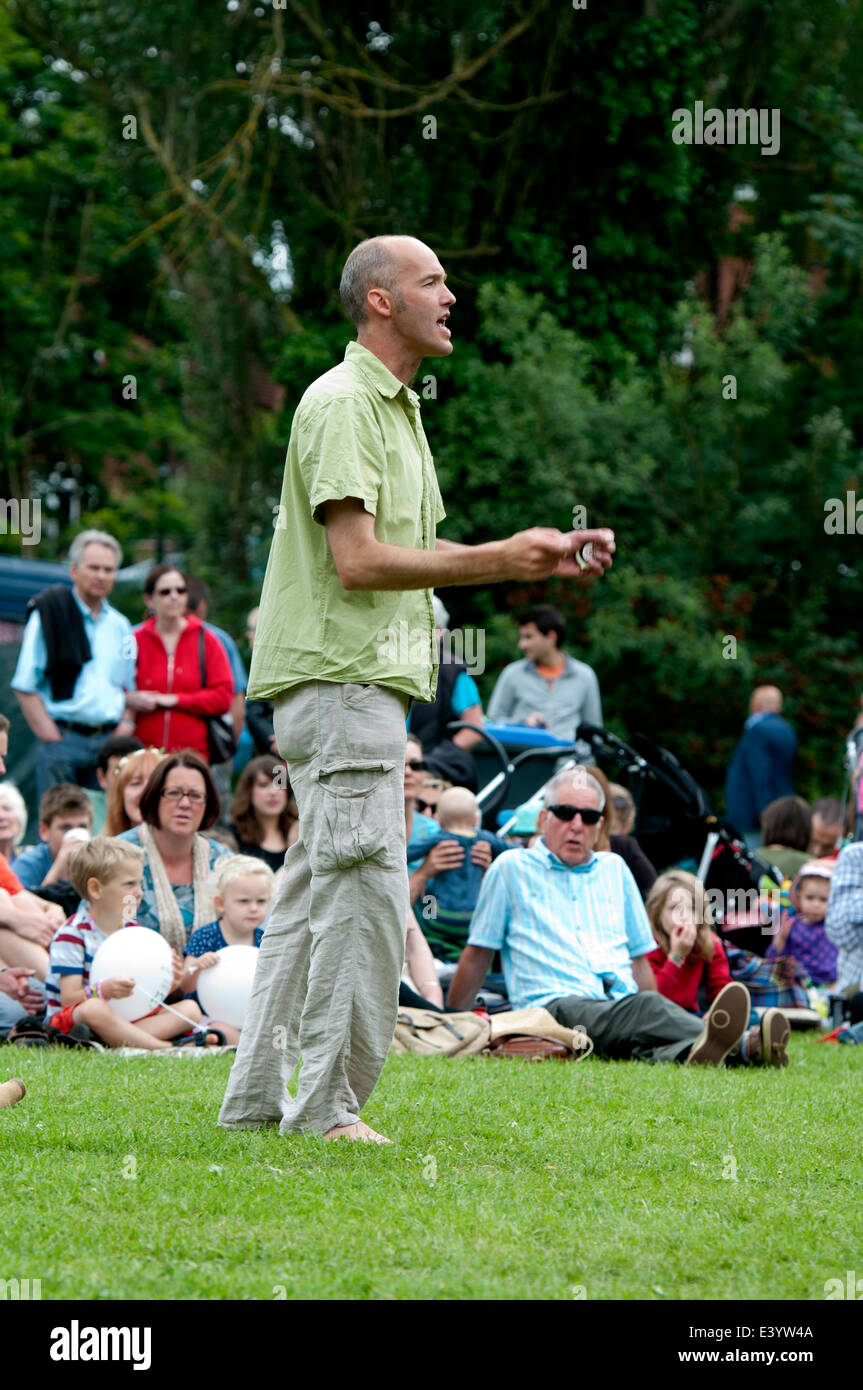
[138,822,215,954]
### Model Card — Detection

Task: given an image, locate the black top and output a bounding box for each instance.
[609,833,657,900]
[227,825,287,874]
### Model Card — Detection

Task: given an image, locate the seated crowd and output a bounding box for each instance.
[1,542,861,1061]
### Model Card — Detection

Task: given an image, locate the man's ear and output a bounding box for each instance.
[537,807,548,831]
[38,820,50,843]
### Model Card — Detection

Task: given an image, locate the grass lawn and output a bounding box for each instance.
[1,1034,859,1301]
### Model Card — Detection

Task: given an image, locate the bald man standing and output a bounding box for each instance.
[725,685,797,842]
[218,235,615,1142]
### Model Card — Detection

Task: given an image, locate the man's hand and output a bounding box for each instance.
[470,840,493,870]
[499,527,615,583]
[0,967,44,1013]
[523,713,547,728]
[422,840,465,875]
[553,528,616,579]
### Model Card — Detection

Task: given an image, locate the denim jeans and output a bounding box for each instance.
[36,728,106,801]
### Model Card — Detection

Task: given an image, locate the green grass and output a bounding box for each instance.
[1,1036,859,1301]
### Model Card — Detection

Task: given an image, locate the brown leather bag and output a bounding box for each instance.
[487,1034,573,1060]
[486,1007,594,1062]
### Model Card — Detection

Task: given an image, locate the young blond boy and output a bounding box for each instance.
[45,837,206,1049]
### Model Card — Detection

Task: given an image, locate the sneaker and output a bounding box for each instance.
[759,1008,790,1067]
[686,982,751,1066]
[743,1009,790,1066]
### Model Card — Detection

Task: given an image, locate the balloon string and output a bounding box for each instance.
[132,985,210,1037]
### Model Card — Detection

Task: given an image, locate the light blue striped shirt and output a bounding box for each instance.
[12,592,135,724]
[467,838,654,1009]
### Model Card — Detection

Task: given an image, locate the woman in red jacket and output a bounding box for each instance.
[645,868,732,1013]
[129,565,233,762]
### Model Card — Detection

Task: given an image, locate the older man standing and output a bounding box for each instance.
[218,234,616,1143]
[12,529,136,800]
[448,766,789,1067]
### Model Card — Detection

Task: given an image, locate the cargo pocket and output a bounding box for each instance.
[306,759,399,873]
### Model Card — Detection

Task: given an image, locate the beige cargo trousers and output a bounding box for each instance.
[218,680,410,1135]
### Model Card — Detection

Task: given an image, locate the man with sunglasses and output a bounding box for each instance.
[219,236,617,1145]
[448,768,782,1067]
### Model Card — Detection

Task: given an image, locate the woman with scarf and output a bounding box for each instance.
[116,750,230,954]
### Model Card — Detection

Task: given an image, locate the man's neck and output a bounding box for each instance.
[74,586,102,617]
[536,650,565,671]
[355,332,420,387]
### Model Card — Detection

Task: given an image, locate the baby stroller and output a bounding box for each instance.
[574,724,783,948]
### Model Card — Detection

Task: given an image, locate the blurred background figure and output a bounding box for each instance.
[725,685,796,846]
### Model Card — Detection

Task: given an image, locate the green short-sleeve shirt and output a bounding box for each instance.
[247,341,446,704]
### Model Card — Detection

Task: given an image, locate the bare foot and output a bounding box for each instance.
[323,1120,391,1144]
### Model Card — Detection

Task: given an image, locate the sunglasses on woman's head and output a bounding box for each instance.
[547,803,603,825]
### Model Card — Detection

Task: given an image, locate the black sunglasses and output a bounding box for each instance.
[415,799,437,815]
[406,759,427,772]
[547,803,603,826]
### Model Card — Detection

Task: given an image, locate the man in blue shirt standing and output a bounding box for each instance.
[448,767,789,1067]
[725,685,796,842]
[12,530,137,800]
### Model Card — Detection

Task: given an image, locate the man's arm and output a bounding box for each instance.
[448,945,495,1010]
[631,953,657,992]
[322,498,614,591]
[15,691,61,742]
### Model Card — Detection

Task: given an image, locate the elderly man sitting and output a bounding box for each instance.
[448,766,789,1067]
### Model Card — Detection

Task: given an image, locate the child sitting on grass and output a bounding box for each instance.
[645,869,733,1012]
[766,858,838,987]
[45,837,209,1050]
[180,855,275,1044]
[408,786,511,962]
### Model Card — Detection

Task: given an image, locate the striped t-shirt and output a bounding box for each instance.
[44,903,131,1020]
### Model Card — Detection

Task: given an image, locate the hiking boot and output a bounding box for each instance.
[686,982,750,1066]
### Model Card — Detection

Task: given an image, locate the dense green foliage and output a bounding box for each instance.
[2,1042,861,1300]
[3,0,863,803]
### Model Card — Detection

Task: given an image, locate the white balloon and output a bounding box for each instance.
[196,945,259,1029]
[90,927,174,1023]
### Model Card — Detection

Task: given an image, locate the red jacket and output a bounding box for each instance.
[647,934,732,1013]
[133,615,233,761]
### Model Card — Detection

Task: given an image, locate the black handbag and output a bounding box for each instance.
[198,628,237,764]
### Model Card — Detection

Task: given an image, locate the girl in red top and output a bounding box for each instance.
[129,566,233,763]
[645,868,732,1014]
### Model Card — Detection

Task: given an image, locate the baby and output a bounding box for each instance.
[766,858,838,986]
[408,787,510,962]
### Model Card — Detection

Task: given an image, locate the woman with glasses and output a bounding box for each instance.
[127,565,233,762]
[116,751,230,951]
